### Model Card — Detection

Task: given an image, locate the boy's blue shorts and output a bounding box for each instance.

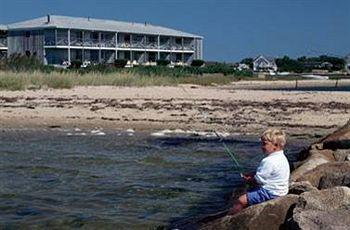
[247,187,278,206]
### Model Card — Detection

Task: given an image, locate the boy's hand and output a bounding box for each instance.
[241,173,253,181]
[241,173,257,186]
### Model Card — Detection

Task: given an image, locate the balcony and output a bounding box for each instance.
[42,29,195,52]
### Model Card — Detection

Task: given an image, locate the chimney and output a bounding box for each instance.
[47,14,50,23]
[144,22,147,26]
[88,16,90,21]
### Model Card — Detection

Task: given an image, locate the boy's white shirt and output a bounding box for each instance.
[254,150,290,196]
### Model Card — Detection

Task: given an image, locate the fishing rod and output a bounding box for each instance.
[213,131,243,174]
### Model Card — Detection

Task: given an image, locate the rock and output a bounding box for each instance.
[295,162,350,189]
[319,119,350,150]
[291,149,335,181]
[199,195,299,230]
[288,210,350,230]
[297,186,350,210]
[346,154,350,161]
[288,181,317,195]
[333,149,350,161]
[285,186,350,229]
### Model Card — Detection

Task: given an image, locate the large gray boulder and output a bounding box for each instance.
[199,195,299,230]
[333,149,350,161]
[295,162,350,189]
[291,149,335,181]
[285,186,350,229]
[288,181,318,195]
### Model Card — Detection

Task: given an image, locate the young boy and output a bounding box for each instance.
[228,128,290,215]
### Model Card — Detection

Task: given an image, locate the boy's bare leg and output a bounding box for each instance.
[228,194,248,215]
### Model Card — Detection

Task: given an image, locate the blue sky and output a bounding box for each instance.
[0,0,349,62]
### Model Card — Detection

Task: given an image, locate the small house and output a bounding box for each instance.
[253,55,277,72]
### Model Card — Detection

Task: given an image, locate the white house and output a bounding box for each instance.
[253,55,277,72]
[236,63,250,71]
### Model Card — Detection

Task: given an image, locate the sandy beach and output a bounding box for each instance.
[1,80,350,137]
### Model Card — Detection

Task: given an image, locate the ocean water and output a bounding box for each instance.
[0,128,312,229]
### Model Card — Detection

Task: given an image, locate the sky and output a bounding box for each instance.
[0,0,349,62]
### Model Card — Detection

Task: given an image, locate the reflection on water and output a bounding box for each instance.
[0,128,312,228]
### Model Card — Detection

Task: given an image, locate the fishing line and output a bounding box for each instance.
[213,131,242,173]
[179,84,243,174]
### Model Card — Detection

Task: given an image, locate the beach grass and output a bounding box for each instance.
[0,70,236,90]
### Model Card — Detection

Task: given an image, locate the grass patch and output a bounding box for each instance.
[0,73,25,90]
[0,70,239,90]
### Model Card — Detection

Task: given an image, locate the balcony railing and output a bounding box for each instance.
[83,38,100,47]
[144,42,157,49]
[70,38,83,46]
[57,37,68,46]
[43,34,194,51]
[100,39,115,48]
[0,38,7,47]
[183,45,195,51]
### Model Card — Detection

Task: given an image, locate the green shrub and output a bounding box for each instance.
[79,63,118,74]
[69,60,82,69]
[191,59,205,67]
[156,60,170,66]
[201,63,235,75]
[4,54,49,72]
[114,59,128,68]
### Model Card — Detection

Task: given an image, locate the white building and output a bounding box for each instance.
[0,25,7,59]
[4,15,203,65]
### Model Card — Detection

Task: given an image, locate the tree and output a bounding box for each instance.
[240,58,253,69]
[275,56,304,73]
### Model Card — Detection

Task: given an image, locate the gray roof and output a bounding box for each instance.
[7,15,202,38]
[0,24,7,30]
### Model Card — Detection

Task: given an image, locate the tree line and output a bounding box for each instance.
[240,55,346,73]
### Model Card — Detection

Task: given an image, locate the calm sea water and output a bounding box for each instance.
[0,128,312,229]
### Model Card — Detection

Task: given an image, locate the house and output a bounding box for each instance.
[253,55,277,72]
[0,25,7,59]
[345,54,350,74]
[319,61,333,69]
[4,15,203,66]
[236,63,250,71]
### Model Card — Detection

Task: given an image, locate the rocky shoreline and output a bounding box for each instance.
[188,120,350,229]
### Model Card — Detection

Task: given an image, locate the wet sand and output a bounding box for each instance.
[1,80,350,137]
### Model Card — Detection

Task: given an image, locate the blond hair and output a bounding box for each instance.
[261,129,286,148]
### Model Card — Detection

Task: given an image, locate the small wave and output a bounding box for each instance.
[91,129,106,136]
[151,129,230,138]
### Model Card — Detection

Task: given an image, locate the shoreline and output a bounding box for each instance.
[1,82,349,137]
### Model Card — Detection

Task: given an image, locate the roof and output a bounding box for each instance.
[0,25,7,31]
[7,15,202,38]
[254,55,276,64]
